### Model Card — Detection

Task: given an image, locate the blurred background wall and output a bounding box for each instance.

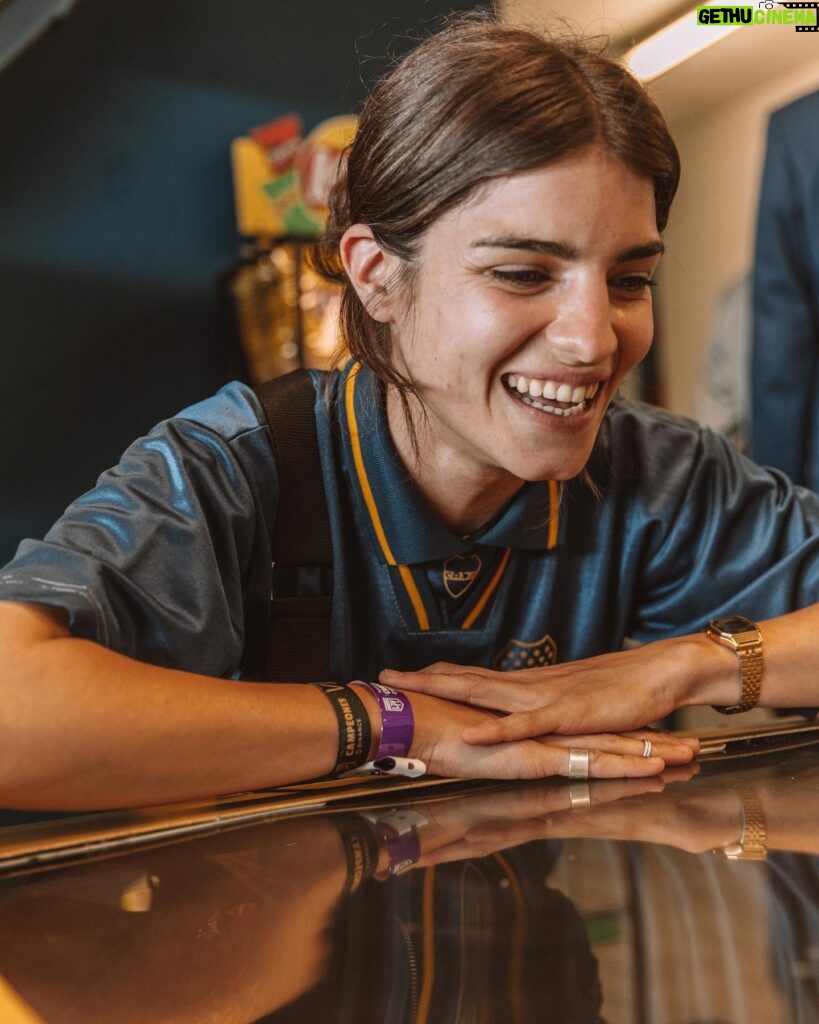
[0,0,484,563]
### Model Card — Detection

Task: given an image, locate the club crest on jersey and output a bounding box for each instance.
[443,553,482,598]
[492,633,557,671]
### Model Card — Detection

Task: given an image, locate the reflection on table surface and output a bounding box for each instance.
[1,742,819,1023]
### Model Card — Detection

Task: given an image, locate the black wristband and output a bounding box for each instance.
[311,682,372,774]
[334,814,380,894]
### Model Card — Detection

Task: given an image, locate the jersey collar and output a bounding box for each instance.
[339,361,561,566]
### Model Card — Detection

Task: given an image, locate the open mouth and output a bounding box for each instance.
[503,374,601,417]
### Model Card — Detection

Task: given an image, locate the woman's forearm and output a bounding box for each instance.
[0,602,344,809]
[673,604,819,712]
[0,601,695,811]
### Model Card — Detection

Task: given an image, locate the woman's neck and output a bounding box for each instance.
[386,388,524,537]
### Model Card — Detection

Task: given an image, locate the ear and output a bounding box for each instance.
[339,224,401,323]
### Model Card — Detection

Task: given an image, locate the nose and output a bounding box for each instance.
[545,278,618,367]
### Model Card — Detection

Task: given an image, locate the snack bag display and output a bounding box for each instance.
[228,113,356,380]
[231,113,357,239]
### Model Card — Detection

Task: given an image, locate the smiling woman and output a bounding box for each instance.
[0,13,818,811]
[339,153,663,518]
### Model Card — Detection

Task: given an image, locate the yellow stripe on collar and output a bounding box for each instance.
[398,564,430,631]
[461,547,512,629]
[345,363,430,630]
[548,479,560,549]
[459,479,557,630]
[345,362,397,565]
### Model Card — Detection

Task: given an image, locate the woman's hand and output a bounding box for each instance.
[438,777,748,858]
[382,636,708,747]
[407,775,679,868]
[405,690,696,780]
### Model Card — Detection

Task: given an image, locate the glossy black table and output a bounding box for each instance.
[1,721,818,1023]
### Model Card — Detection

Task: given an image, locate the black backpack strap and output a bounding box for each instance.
[254,369,333,682]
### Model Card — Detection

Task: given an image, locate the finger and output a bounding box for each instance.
[384,662,481,678]
[463,819,551,849]
[467,776,666,826]
[579,775,667,803]
[450,741,666,780]
[380,667,532,713]
[418,662,495,677]
[540,732,696,765]
[621,727,701,753]
[564,749,666,779]
[463,707,565,745]
[415,834,522,867]
[660,762,701,783]
[416,662,543,682]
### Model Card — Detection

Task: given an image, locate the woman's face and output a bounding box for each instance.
[385,146,662,488]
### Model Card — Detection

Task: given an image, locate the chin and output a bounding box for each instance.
[504,449,594,484]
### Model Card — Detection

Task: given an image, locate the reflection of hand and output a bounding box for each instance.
[493,780,747,856]
[382,639,703,746]
[403,775,674,868]
[406,689,696,781]
[454,767,819,859]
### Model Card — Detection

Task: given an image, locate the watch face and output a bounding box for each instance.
[712,615,755,634]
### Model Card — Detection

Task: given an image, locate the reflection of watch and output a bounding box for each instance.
[705,615,763,714]
[714,791,767,861]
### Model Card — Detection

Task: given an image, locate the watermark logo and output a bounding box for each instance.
[696,3,819,30]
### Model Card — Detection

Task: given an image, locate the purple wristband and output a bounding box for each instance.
[356,682,414,759]
[380,823,422,875]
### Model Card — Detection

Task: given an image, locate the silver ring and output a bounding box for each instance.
[568,748,591,780]
[642,739,653,759]
[569,782,592,808]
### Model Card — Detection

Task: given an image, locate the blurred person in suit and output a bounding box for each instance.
[750,89,819,487]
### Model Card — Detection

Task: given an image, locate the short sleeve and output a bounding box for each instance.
[594,403,819,641]
[0,382,279,678]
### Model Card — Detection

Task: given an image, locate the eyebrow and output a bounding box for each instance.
[471,236,665,262]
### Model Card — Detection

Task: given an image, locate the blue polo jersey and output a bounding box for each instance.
[3,360,819,683]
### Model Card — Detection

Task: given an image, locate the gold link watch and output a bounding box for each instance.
[704,615,763,714]
[714,790,767,861]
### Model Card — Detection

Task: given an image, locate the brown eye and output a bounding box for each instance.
[610,276,656,295]
[490,268,550,287]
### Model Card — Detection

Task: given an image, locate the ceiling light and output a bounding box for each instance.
[626,3,743,81]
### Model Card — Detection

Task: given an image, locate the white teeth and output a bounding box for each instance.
[504,374,601,410]
[519,395,585,416]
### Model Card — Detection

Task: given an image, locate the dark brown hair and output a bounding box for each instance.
[313,13,680,412]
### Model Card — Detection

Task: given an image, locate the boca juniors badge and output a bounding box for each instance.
[443,553,482,598]
[492,633,557,671]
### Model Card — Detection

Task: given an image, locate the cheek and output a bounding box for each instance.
[621,306,655,365]
[464,292,545,363]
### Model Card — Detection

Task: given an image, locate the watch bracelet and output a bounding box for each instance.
[735,790,767,859]
[711,633,763,714]
[742,795,767,853]
[712,790,767,860]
